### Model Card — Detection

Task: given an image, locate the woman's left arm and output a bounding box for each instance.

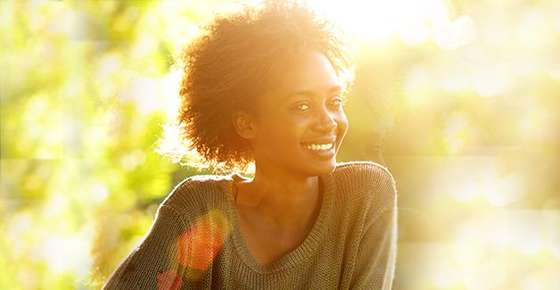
[103,205,187,290]
[350,173,398,290]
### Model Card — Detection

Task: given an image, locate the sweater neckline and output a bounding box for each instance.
[218,171,335,274]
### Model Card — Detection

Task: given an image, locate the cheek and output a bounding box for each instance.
[256,117,304,148]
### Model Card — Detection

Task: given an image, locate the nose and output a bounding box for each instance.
[315,107,337,133]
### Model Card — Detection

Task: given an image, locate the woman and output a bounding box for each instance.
[104,1,397,289]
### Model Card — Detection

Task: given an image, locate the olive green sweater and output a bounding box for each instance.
[103,161,398,290]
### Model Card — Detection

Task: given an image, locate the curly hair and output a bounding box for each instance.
[176,0,353,173]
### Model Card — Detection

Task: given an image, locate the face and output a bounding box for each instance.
[244,50,349,177]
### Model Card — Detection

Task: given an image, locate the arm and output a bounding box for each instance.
[103,205,187,290]
[350,174,398,290]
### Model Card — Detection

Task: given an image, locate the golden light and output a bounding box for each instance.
[451,170,522,207]
[3,0,559,289]
[308,0,456,46]
[90,182,109,203]
[442,112,470,155]
[403,67,436,108]
[518,106,555,142]
[41,233,92,275]
[436,159,524,207]
[405,210,560,290]
[472,64,513,98]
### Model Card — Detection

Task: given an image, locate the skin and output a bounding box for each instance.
[231,50,349,265]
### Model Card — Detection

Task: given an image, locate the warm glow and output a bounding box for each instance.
[3,0,558,289]
[308,0,458,46]
[446,163,523,207]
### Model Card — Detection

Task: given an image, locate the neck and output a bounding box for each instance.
[235,163,320,231]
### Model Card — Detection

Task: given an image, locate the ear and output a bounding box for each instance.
[232,110,257,140]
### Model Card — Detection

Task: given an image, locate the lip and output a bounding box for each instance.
[301,144,336,159]
[300,137,337,160]
[300,136,337,145]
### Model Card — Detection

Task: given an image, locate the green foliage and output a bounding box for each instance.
[1,0,559,289]
[1,0,197,288]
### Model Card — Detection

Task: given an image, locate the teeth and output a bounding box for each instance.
[304,143,333,151]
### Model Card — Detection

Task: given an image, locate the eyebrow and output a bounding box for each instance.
[286,85,344,99]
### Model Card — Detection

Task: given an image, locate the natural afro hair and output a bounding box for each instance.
[176,0,353,173]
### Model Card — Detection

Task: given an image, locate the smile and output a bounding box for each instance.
[302,142,334,151]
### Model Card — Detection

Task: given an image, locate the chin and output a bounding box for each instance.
[305,159,337,176]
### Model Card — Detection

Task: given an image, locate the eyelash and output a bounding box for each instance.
[331,97,345,107]
[295,103,310,111]
[293,97,345,112]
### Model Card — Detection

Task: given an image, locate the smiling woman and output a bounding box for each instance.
[233,50,349,178]
[103,1,397,289]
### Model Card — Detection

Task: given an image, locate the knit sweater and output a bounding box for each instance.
[103,161,398,290]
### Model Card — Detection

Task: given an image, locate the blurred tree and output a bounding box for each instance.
[1,0,559,289]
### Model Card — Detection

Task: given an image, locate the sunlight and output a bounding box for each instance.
[41,232,92,276]
[519,107,554,141]
[90,182,109,203]
[308,0,451,44]
[451,173,522,206]
[403,66,436,108]
[441,210,560,290]
[447,163,524,207]
[434,15,476,49]
[442,112,470,155]
[4,0,559,289]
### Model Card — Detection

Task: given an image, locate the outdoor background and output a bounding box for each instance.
[1,0,559,289]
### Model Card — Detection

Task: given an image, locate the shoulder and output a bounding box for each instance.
[334,160,396,189]
[158,174,230,215]
[332,160,397,206]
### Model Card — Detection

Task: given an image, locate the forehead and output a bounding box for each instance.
[266,50,343,99]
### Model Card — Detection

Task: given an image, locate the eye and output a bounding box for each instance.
[293,103,310,112]
[329,97,345,109]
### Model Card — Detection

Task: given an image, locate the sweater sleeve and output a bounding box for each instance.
[103,205,187,290]
[350,173,398,290]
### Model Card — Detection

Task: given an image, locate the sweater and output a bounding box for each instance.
[103,161,398,290]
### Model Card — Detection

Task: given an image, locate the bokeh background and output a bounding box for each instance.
[1,0,559,289]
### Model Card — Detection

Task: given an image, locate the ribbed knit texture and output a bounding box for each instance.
[103,161,398,290]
